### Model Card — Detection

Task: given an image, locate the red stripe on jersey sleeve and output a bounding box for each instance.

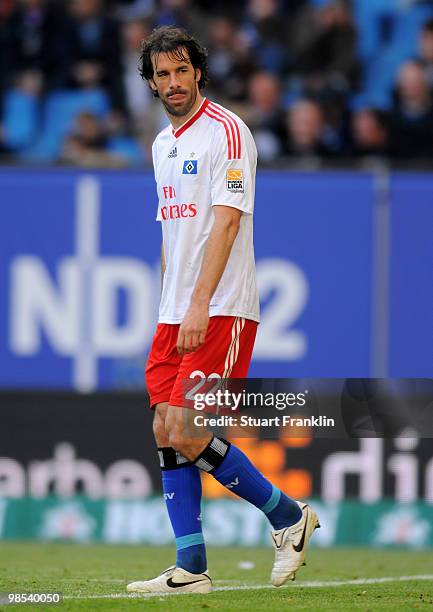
[207,103,238,159]
[208,102,241,159]
[204,108,233,159]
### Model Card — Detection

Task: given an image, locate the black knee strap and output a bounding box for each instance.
[194,437,231,473]
[158,447,191,470]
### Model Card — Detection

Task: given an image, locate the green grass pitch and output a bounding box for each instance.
[0,543,432,611]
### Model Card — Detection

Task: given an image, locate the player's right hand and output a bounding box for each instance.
[177,304,208,355]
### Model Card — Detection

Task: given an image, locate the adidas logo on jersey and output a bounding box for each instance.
[168,147,177,158]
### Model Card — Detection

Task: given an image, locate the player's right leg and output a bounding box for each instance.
[127,404,211,594]
[126,324,211,595]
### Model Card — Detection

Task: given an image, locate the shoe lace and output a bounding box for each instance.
[159,566,176,577]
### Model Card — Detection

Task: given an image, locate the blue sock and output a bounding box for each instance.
[212,443,302,530]
[161,463,207,574]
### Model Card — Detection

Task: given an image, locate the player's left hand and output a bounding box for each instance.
[177,304,209,355]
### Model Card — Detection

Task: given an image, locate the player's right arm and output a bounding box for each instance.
[152,139,166,292]
[161,243,166,294]
[161,243,166,276]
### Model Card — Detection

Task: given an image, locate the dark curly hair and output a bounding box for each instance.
[139,26,208,97]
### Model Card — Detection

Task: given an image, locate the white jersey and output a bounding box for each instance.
[152,98,260,324]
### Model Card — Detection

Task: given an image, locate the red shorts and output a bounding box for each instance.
[145,316,258,408]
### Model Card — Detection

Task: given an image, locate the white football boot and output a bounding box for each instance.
[127,566,212,594]
[270,501,320,587]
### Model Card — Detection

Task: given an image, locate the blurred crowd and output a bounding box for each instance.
[1,0,433,167]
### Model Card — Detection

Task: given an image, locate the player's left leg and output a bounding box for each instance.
[166,316,320,586]
[165,406,319,585]
[166,423,321,587]
[165,405,302,531]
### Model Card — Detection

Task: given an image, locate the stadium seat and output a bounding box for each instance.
[21,89,110,162]
[2,89,39,151]
[349,90,391,112]
[355,2,433,111]
[392,4,433,57]
[107,137,146,166]
[352,0,397,64]
[361,50,407,109]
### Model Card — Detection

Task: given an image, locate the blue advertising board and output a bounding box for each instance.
[0,168,424,390]
[388,174,433,377]
[251,172,374,377]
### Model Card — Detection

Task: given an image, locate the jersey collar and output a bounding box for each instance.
[172,98,209,139]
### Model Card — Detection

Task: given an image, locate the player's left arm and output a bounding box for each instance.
[177,205,241,355]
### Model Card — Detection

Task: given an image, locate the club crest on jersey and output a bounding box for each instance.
[183,160,198,174]
[226,169,244,193]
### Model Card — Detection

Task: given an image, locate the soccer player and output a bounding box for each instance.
[127,26,319,595]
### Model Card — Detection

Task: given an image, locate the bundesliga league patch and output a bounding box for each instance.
[226,169,244,192]
[182,160,198,174]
